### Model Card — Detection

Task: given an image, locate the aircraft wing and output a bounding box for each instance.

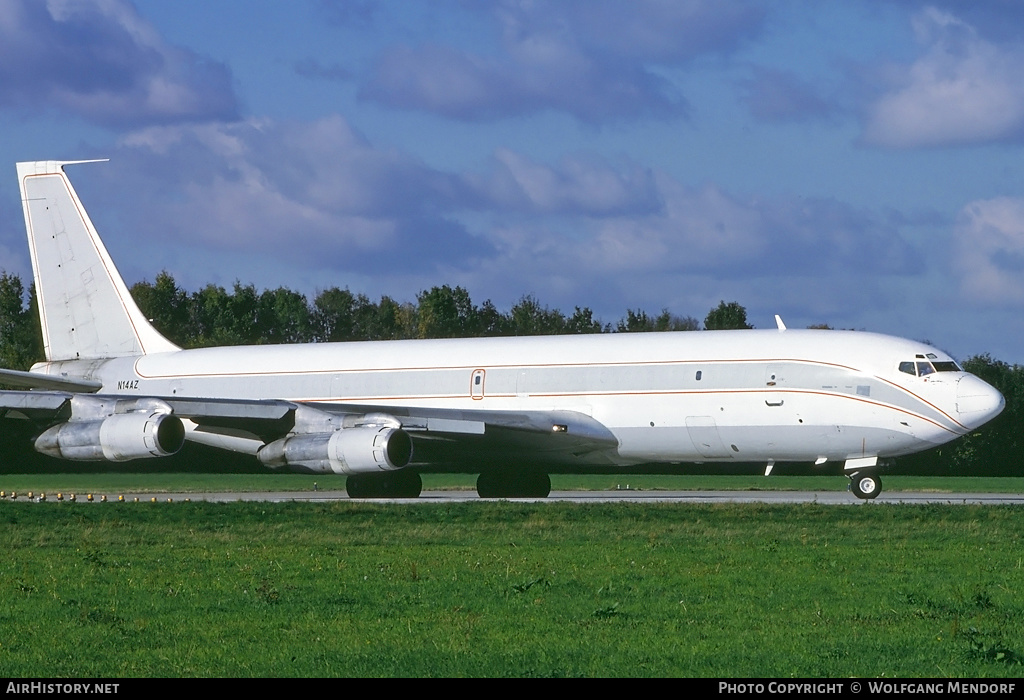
[0,390,620,469]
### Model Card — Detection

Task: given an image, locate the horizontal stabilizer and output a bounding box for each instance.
[0,368,101,392]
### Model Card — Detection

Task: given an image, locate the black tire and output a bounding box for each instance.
[851,473,882,500]
[346,474,370,499]
[522,471,551,498]
[476,470,510,498]
[346,471,422,499]
[476,471,550,498]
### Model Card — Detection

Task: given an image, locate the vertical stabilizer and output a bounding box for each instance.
[17,160,179,361]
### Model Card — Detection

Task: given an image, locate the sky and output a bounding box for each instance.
[1,0,1023,362]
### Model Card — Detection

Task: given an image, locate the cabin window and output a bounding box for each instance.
[695,370,702,381]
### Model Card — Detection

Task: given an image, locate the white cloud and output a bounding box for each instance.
[953,196,1024,304]
[358,0,764,123]
[56,114,923,337]
[468,149,661,215]
[862,7,1024,148]
[581,180,764,272]
[0,0,237,127]
[85,117,491,287]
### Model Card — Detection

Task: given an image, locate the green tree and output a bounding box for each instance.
[704,301,753,330]
[476,299,510,337]
[617,308,698,332]
[654,309,699,331]
[0,273,42,370]
[508,295,566,336]
[365,295,417,341]
[311,287,359,342]
[416,285,479,338]
[131,271,191,346]
[188,284,248,346]
[565,306,607,334]
[257,287,312,344]
[616,309,654,333]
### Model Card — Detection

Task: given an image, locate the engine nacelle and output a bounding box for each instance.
[257,426,413,475]
[35,411,186,462]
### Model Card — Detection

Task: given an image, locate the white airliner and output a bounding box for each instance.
[0,160,1005,499]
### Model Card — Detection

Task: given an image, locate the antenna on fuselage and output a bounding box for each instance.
[774,315,787,331]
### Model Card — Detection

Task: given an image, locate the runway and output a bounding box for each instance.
[54,489,1024,505]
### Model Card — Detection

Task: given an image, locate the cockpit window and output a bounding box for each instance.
[900,358,962,376]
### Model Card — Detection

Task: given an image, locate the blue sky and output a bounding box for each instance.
[1,0,1023,362]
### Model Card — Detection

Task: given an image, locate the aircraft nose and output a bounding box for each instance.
[956,374,1005,429]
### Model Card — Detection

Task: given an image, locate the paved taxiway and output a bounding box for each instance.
[61,490,1024,505]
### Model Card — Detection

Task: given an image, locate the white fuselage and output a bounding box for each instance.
[35,328,1005,468]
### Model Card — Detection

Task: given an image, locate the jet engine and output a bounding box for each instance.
[257,426,413,475]
[35,408,186,461]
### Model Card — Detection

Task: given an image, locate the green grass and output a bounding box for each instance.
[0,472,1022,496]
[0,501,1022,677]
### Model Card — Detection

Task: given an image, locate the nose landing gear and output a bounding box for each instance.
[849,472,882,500]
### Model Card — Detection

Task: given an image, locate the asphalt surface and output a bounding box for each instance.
[30,489,1024,505]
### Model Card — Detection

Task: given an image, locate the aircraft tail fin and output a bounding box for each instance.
[17,160,179,361]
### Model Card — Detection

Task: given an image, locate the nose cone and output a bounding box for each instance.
[956,374,1005,429]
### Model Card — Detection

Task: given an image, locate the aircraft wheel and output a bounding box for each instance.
[522,471,551,498]
[476,471,510,498]
[346,471,422,499]
[851,473,882,500]
[477,471,550,498]
[387,470,422,498]
[346,474,370,498]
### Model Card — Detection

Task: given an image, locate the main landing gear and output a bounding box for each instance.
[346,470,422,499]
[476,471,551,498]
[849,472,882,500]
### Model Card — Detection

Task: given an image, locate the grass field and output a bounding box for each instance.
[1,473,1023,497]
[1,500,1022,677]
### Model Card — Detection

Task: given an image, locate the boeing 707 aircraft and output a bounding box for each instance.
[0,161,1005,499]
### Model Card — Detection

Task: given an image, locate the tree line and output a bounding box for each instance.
[0,270,1019,476]
[130,272,755,347]
[0,270,754,362]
